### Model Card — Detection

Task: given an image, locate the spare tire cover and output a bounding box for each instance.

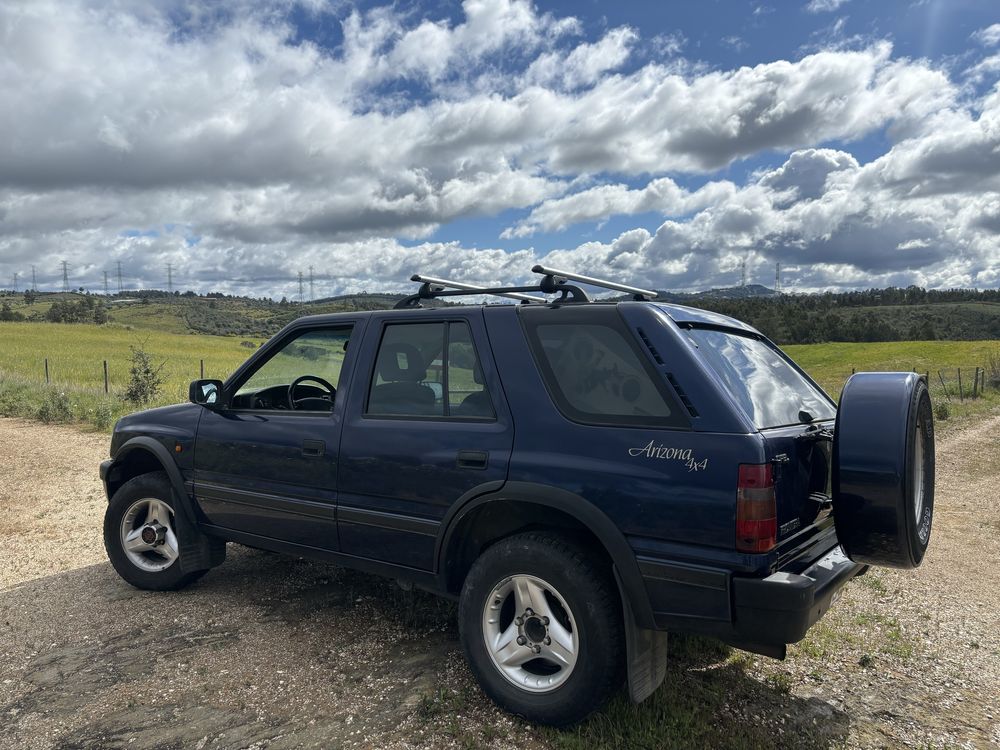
[833,372,934,569]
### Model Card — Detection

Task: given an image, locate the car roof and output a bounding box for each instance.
[284,300,759,335]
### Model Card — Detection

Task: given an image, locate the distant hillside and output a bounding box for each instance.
[2,285,998,344]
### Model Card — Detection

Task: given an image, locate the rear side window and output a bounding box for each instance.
[522,309,686,428]
[686,328,835,429]
[366,321,494,419]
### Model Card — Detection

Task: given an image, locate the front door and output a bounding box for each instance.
[193,323,359,551]
[338,311,513,570]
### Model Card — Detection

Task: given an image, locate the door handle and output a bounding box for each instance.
[302,439,325,457]
[456,450,488,470]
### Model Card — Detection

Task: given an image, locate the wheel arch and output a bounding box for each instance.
[436,481,655,629]
[106,437,195,525]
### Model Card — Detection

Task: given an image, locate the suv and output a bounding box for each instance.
[99,267,935,726]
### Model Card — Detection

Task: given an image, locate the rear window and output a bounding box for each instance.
[686,328,835,429]
[522,309,687,428]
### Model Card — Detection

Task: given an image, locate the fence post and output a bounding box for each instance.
[44,358,49,384]
[103,360,109,394]
[200,359,204,379]
[957,368,963,403]
[937,370,951,401]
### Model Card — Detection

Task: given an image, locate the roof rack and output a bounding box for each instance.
[531,265,657,301]
[394,274,589,309]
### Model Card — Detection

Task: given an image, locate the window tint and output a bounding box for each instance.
[234,327,351,411]
[524,313,683,428]
[366,321,494,419]
[686,328,835,429]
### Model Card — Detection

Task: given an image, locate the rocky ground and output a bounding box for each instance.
[0,415,997,749]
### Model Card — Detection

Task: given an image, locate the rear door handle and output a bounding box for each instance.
[302,439,325,457]
[456,450,488,470]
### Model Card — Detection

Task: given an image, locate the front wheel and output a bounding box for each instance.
[103,472,212,591]
[458,532,624,726]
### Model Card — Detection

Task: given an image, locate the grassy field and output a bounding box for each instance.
[1,320,997,431]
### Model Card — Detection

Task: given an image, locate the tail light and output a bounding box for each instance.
[736,463,777,553]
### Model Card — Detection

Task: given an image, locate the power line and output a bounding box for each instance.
[774,262,781,295]
[103,271,110,296]
[116,261,123,293]
[60,260,70,293]
[31,265,37,291]
[166,263,173,294]
[308,266,314,302]
[12,272,18,292]
[298,271,304,303]
[740,258,747,288]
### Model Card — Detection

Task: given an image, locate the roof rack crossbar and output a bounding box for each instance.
[394,274,590,308]
[409,274,546,303]
[531,264,657,301]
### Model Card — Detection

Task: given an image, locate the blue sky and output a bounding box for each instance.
[0,0,998,298]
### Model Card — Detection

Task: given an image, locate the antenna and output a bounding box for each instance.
[116,261,123,293]
[60,260,70,293]
[31,265,37,291]
[774,262,781,295]
[298,271,304,303]
[740,258,747,288]
[410,274,546,303]
[530,265,656,300]
[308,266,314,301]
[103,271,110,296]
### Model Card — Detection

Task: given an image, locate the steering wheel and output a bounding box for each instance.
[288,375,336,410]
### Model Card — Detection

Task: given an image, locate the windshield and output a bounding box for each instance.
[686,328,835,429]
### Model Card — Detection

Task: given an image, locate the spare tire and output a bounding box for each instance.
[833,372,934,569]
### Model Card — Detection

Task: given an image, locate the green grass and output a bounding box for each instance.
[783,339,1000,426]
[0,322,265,429]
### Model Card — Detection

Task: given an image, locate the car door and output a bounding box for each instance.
[193,321,362,551]
[337,309,513,570]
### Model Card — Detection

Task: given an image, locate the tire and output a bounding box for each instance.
[103,471,211,591]
[458,532,624,726]
[833,372,934,569]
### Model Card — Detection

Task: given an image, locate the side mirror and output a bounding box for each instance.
[189,379,223,407]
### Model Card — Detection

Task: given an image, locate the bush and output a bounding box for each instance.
[36,389,73,423]
[123,343,166,405]
[93,400,115,430]
[934,402,950,421]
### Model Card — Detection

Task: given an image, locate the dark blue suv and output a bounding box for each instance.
[99,268,935,726]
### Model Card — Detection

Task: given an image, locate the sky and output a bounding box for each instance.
[0,0,999,300]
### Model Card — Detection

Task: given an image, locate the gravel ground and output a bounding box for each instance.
[0,415,997,749]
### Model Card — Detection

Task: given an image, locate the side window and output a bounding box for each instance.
[366,321,494,419]
[233,327,352,411]
[523,313,685,428]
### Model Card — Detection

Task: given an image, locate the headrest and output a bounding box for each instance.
[378,342,426,382]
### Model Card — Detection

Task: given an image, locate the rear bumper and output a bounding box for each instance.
[730,545,864,646]
[643,545,864,655]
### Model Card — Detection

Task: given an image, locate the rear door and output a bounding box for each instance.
[337,309,513,570]
[684,327,838,545]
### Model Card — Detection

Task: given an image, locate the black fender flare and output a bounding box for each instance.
[435,480,656,629]
[111,437,196,526]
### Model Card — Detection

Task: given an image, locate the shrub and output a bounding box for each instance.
[123,343,166,405]
[36,389,73,423]
[93,400,115,430]
[934,401,950,421]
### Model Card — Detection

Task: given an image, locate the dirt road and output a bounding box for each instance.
[0,416,997,749]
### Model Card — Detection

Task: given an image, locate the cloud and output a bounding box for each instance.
[971,24,1000,47]
[0,0,995,297]
[805,0,850,13]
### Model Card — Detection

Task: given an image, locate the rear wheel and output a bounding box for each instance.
[458,532,623,726]
[104,472,211,591]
